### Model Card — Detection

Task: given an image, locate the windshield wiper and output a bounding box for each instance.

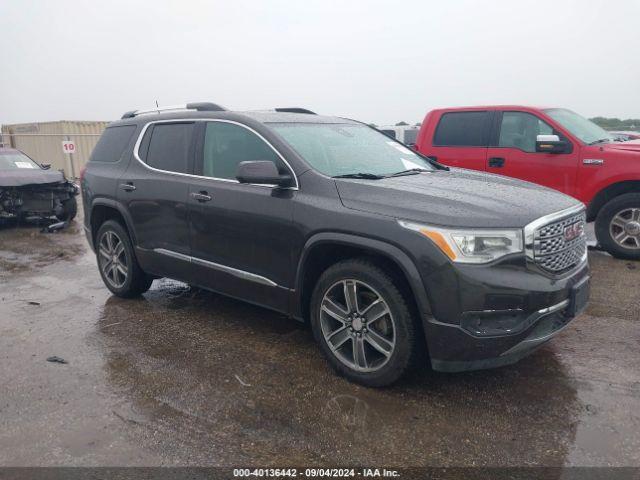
[589,138,611,145]
[386,168,430,177]
[333,172,385,179]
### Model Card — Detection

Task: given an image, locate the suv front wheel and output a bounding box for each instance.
[310,259,420,387]
[96,220,153,297]
[596,193,640,260]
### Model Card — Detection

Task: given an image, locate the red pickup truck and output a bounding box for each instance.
[415,106,640,260]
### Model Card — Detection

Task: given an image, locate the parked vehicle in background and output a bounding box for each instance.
[0,148,78,224]
[379,125,420,147]
[608,131,640,142]
[82,102,589,387]
[415,106,640,260]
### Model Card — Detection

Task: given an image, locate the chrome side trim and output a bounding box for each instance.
[537,299,570,315]
[153,248,278,287]
[154,248,191,262]
[191,256,278,287]
[523,203,586,262]
[132,118,299,190]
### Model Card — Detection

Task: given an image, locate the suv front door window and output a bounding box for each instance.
[200,121,287,180]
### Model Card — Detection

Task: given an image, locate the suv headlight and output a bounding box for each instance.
[398,220,523,264]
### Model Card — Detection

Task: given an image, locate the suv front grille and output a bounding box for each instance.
[533,210,587,274]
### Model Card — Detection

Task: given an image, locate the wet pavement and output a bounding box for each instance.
[0,212,638,467]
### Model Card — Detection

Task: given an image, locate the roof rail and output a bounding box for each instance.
[121,102,227,119]
[274,107,316,115]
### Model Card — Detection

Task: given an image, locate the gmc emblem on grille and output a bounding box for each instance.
[564,222,584,242]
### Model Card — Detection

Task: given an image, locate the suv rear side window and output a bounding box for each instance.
[90,125,136,162]
[145,123,194,174]
[433,111,489,146]
[201,122,284,180]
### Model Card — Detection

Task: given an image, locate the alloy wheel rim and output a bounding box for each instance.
[609,208,640,250]
[98,231,128,288]
[320,279,396,373]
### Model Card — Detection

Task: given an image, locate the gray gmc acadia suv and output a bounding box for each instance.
[81,102,590,387]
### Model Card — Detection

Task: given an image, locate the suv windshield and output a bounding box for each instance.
[544,108,612,145]
[0,151,40,170]
[271,123,434,177]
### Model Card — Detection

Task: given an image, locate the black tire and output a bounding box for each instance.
[95,220,153,297]
[57,196,78,222]
[310,258,420,387]
[595,193,640,260]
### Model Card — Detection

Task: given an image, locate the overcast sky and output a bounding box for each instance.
[1,0,638,126]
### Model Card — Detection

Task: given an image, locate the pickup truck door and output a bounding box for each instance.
[486,111,579,196]
[421,110,491,171]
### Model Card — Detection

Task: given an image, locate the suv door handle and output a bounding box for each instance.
[190,191,212,202]
[119,182,136,192]
[488,157,505,168]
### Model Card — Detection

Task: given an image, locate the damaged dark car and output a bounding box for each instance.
[0,148,79,225]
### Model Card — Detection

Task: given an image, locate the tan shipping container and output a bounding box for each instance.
[1,120,109,178]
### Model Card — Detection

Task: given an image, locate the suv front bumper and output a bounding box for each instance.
[423,262,589,372]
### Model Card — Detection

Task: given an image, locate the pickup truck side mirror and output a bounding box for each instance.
[536,134,568,154]
[236,160,293,187]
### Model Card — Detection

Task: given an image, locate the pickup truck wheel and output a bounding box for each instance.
[96,220,153,297]
[57,196,77,222]
[595,193,640,260]
[310,259,419,387]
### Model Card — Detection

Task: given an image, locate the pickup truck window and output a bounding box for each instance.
[272,123,434,177]
[434,111,489,147]
[544,108,612,145]
[498,112,553,153]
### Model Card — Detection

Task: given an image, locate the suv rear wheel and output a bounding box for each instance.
[595,193,640,260]
[96,220,153,297]
[310,258,419,387]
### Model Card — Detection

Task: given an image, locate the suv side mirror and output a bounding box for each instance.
[236,160,293,187]
[536,134,568,154]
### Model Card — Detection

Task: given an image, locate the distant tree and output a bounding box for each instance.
[395,121,409,126]
[590,117,640,131]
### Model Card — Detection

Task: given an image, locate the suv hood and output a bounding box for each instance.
[0,169,65,188]
[335,168,580,228]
